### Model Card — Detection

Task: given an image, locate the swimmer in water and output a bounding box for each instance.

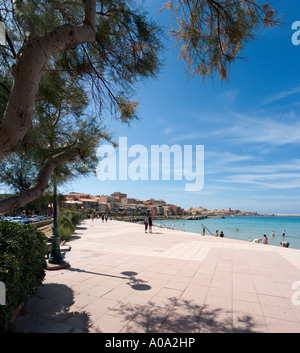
[280,241,290,248]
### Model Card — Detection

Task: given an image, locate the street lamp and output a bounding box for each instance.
[47,174,70,270]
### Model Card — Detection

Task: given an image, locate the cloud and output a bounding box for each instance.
[221,89,239,104]
[213,113,300,147]
[161,108,300,148]
[205,152,300,191]
[162,127,176,135]
[167,132,203,143]
[262,85,300,105]
[219,172,300,190]
[229,159,300,174]
[205,151,255,164]
[203,151,257,176]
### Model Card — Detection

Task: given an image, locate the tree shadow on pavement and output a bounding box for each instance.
[10,283,91,333]
[109,297,261,333]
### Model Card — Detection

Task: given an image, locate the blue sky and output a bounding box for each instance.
[61,1,300,214]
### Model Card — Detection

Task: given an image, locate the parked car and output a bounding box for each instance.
[3,216,14,221]
[30,215,41,222]
[5,216,31,224]
[39,216,51,220]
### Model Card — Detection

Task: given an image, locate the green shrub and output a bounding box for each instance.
[0,221,46,331]
[58,224,73,242]
[70,211,82,226]
[57,210,83,241]
[63,209,82,227]
[58,215,75,233]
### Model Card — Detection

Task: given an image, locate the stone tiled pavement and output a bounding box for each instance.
[11,219,300,333]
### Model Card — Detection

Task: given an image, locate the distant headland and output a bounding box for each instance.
[184,206,259,219]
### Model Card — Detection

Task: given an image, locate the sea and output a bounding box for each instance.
[152,216,300,250]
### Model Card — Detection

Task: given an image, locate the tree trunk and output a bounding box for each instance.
[0,0,96,160]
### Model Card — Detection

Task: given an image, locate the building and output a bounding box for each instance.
[64,199,83,209]
[80,198,99,210]
[111,192,127,202]
[147,205,158,216]
[106,202,121,212]
[168,204,184,216]
[64,192,183,216]
[121,197,137,205]
[146,198,167,206]
[163,206,173,216]
[98,195,115,203]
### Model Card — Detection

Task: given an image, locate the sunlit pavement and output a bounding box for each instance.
[11,219,300,333]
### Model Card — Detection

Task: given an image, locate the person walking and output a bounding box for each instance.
[148,214,153,233]
[144,216,149,233]
[263,234,268,244]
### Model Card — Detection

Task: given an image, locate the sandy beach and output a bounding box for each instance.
[11,219,300,333]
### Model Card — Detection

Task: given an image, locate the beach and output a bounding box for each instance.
[11,219,300,333]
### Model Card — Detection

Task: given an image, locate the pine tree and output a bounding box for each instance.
[0,0,279,212]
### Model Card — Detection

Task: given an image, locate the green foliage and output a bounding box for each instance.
[0,151,40,193]
[58,210,83,241]
[58,215,75,233]
[66,210,82,227]
[0,0,162,211]
[160,0,279,80]
[0,71,105,194]
[57,224,73,242]
[0,221,46,331]
[0,0,279,213]
[44,0,163,123]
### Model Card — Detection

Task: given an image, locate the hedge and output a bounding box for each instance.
[58,210,83,242]
[0,221,47,331]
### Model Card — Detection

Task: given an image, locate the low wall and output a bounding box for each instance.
[33,219,53,228]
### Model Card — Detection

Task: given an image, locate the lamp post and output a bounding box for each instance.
[47,174,70,270]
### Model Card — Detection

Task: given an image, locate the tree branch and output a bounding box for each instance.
[12,0,37,37]
[0,146,82,213]
[5,31,17,58]
[83,0,96,29]
[0,0,96,160]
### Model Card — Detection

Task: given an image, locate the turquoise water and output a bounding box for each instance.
[153,216,300,250]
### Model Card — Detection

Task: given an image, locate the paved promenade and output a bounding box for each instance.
[11,219,300,333]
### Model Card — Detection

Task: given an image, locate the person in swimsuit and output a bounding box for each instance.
[280,241,290,248]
